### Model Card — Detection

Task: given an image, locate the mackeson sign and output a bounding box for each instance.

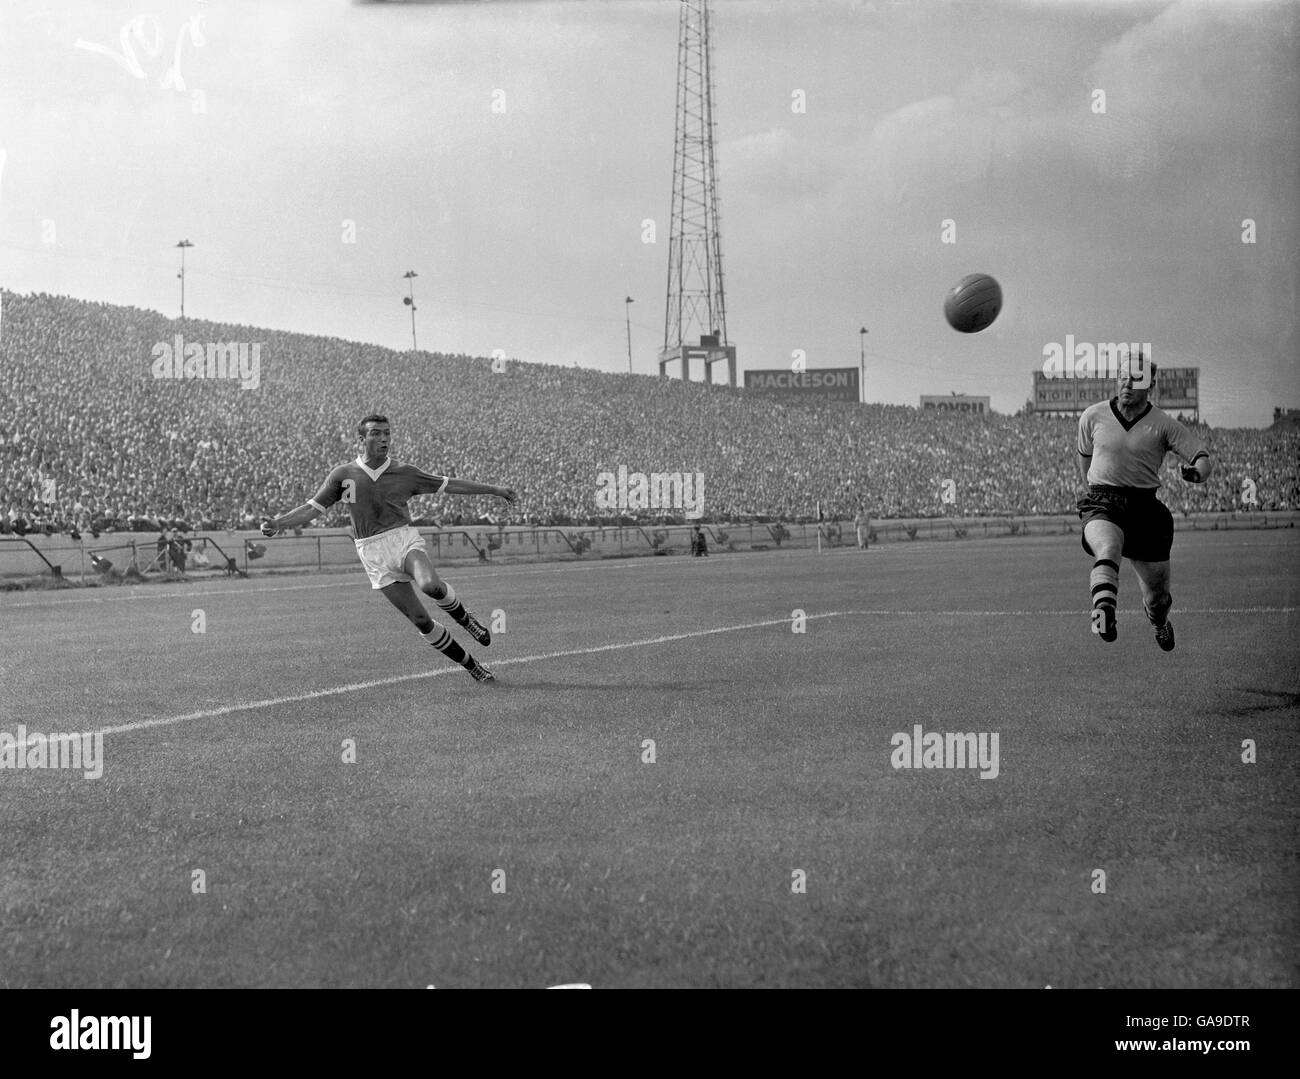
[743,368,860,402]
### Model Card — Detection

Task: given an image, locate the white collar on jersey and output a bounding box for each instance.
[354,455,392,481]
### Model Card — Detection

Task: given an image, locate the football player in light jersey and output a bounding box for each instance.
[1075,349,1211,650]
[260,415,517,682]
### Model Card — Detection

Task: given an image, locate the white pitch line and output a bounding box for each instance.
[833,607,1298,616]
[21,602,1296,748]
[46,612,829,745]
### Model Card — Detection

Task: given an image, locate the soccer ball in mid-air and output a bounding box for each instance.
[944,273,1002,333]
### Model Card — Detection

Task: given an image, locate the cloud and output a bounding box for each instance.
[863,75,1025,203]
[1074,0,1295,177]
[719,126,839,202]
[856,1,1295,200]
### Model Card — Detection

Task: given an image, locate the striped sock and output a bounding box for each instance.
[1090,559,1119,613]
[421,621,471,667]
[433,582,469,625]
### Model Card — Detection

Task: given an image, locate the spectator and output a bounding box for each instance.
[171,529,190,574]
[0,289,1294,531]
[854,505,871,550]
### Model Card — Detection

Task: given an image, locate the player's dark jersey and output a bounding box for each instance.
[309,457,448,540]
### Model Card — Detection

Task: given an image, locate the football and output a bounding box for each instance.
[944,273,1002,333]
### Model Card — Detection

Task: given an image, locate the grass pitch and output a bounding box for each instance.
[1,530,1296,988]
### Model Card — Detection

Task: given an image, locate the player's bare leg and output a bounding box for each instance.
[1083,518,1123,642]
[403,548,491,646]
[1131,558,1175,651]
[380,579,493,682]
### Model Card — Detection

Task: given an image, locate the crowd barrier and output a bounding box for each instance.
[2,511,1295,586]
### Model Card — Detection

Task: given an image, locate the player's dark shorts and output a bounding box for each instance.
[1077,485,1174,562]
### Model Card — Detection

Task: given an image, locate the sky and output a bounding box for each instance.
[0,0,1296,426]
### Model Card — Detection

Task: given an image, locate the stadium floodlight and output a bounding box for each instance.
[402,270,418,351]
[661,0,735,388]
[625,296,634,373]
[859,326,869,404]
[176,240,194,320]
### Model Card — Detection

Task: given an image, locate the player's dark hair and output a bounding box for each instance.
[357,414,389,438]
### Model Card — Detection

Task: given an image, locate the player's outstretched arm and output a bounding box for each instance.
[260,502,323,537]
[443,479,518,503]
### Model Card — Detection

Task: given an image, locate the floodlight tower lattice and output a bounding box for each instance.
[660,0,736,388]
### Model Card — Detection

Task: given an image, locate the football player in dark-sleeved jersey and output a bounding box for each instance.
[260,415,517,682]
[1076,349,1211,650]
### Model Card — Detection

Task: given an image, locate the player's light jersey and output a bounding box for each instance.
[1077,399,1207,489]
[309,457,449,539]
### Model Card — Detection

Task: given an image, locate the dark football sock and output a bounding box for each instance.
[433,582,469,625]
[421,622,472,667]
[1145,593,1172,626]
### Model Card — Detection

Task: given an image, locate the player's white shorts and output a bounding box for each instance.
[354,525,427,589]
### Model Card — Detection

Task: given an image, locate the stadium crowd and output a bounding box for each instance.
[2,291,1297,537]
